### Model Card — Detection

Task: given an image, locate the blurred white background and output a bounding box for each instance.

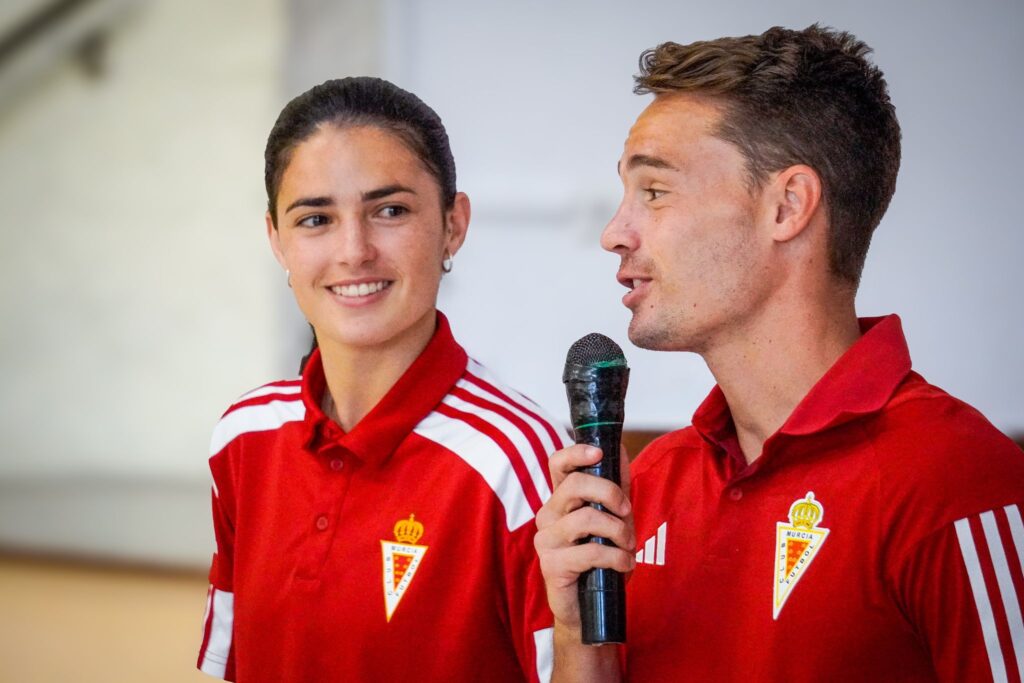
[0,0,1020,568]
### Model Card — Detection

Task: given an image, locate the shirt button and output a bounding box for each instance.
[729,487,743,501]
[315,515,329,531]
[329,459,344,471]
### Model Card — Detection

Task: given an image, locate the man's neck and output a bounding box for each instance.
[702,297,861,465]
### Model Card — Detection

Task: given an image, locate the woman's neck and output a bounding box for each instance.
[317,311,437,432]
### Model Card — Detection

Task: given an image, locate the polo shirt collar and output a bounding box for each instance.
[299,311,468,466]
[692,314,913,449]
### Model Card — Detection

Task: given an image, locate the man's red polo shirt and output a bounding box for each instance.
[626,315,1024,682]
[197,314,570,681]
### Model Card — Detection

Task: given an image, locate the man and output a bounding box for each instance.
[535,25,1024,682]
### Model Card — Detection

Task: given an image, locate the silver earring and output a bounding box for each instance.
[441,251,453,273]
[286,269,292,288]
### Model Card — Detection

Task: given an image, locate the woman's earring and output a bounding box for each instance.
[286,269,292,288]
[441,251,453,273]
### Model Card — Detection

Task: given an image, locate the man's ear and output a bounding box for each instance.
[266,211,288,269]
[444,192,471,256]
[766,164,823,243]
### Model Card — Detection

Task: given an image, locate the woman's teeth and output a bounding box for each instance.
[331,281,391,297]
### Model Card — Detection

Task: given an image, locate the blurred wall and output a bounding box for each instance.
[0,0,285,564]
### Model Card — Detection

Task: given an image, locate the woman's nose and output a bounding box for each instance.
[333,220,377,266]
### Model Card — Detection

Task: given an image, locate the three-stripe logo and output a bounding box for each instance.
[636,522,668,566]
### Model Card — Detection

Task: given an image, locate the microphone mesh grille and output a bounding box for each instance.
[565,333,625,366]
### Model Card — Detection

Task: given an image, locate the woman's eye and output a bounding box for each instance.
[378,205,408,219]
[298,214,330,228]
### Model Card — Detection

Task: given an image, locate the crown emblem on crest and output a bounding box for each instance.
[773,491,830,620]
[381,514,429,622]
[788,492,823,529]
[394,514,424,545]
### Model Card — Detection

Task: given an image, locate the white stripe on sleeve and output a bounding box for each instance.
[955,517,1009,683]
[467,359,573,450]
[200,587,213,631]
[414,410,534,531]
[199,588,234,677]
[444,390,552,502]
[237,382,301,402]
[209,400,305,456]
[458,376,562,462]
[1006,504,1024,584]
[533,627,553,683]
[982,509,1024,678]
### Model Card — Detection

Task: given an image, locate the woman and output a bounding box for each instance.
[196,78,569,682]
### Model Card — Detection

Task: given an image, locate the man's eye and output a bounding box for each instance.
[298,214,329,228]
[378,205,408,218]
[644,188,666,201]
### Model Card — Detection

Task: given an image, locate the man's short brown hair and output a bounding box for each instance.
[635,25,901,287]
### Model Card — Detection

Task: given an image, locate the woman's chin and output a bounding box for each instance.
[314,309,436,355]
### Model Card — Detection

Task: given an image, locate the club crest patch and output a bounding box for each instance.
[381,514,428,622]
[773,492,829,620]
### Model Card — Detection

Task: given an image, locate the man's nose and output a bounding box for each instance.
[600,200,638,255]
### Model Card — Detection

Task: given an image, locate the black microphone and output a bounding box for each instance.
[563,333,629,645]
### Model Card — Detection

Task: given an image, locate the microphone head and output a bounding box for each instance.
[565,333,626,368]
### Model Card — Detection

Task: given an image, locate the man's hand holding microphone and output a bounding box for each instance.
[534,334,637,682]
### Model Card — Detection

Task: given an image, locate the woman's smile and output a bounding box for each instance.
[327,279,394,304]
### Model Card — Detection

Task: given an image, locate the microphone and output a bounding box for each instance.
[563,333,629,645]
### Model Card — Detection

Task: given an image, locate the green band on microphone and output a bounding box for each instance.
[592,358,628,368]
[573,420,624,429]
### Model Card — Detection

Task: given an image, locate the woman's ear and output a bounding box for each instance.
[444,192,471,256]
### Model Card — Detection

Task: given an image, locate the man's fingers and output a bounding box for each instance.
[540,541,636,578]
[536,472,631,529]
[535,505,635,553]
[548,443,633,501]
[548,444,603,489]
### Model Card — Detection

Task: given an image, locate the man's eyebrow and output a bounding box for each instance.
[285,196,333,214]
[362,184,416,201]
[624,154,679,172]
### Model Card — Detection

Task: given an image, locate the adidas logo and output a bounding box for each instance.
[635,521,667,566]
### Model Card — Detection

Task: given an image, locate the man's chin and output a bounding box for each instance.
[628,321,675,351]
[627,317,699,353]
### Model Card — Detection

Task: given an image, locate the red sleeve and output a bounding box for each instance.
[504,521,554,683]
[197,452,237,681]
[894,502,1024,683]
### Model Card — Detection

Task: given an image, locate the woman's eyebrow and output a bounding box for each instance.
[284,185,416,213]
[362,184,415,201]
[285,196,333,213]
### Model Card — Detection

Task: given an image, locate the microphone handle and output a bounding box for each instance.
[574,419,626,645]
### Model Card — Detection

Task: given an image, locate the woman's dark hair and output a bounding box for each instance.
[265,76,457,226]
